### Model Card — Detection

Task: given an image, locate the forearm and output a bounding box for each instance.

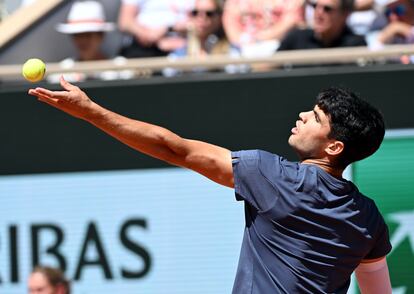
[88,106,233,186]
[29,79,234,188]
[118,4,154,43]
[119,18,152,42]
[86,104,186,165]
[257,19,299,41]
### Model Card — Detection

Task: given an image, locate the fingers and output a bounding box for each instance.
[60,75,78,91]
[38,96,60,105]
[32,90,60,104]
[28,88,70,100]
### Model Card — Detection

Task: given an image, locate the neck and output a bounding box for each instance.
[301,158,344,178]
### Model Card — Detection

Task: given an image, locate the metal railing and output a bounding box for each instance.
[0,44,413,82]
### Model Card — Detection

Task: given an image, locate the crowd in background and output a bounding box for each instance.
[53,0,414,56]
[15,0,414,80]
[116,0,414,57]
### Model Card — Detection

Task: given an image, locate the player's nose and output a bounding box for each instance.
[299,111,308,122]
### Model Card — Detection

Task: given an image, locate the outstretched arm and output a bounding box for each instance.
[355,257,392,294]
[28,77,234,188]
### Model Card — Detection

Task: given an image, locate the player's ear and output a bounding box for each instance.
[325,140,344,156]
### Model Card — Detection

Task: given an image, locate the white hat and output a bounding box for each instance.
[56,1,115,34]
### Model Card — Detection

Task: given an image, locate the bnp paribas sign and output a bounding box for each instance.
[350,129,414,294]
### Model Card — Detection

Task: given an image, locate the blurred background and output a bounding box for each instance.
[0,0,413,293]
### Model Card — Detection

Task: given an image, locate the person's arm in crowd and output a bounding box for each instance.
[118,3,167,47]
[355,256,392,294]
[378,21,414,44]
[28,77,234,188]
[255,8,304,42]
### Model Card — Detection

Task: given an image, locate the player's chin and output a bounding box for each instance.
[287,135,297,148]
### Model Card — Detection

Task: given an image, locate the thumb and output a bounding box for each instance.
[60,75,77,91]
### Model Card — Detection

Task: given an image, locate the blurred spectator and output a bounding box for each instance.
[118,0,195,58]
[347,0,383,35]
[28,266,70,294]
[163,0,229,76]
[278,0,366,50]
[55,1,115,62]
[48,1,132,83]
[368,0,414,47]
[172,0,229,57]
[223,0,305,57]
[306,0,389,35]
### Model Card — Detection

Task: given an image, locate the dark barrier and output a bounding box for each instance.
[1,64,414,175]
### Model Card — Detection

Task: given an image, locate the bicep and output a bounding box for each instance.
[355,257,392,294]
[167,138,234,188]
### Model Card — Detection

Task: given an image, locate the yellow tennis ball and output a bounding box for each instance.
[22,58,46,82]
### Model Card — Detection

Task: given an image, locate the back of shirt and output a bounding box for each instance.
[231,150,391,294]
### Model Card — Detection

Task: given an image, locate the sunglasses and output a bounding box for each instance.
[309,2,336,13]
[190,9,220,18]
[385,4,406,17]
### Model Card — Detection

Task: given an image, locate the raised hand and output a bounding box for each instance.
[28,76,101,121]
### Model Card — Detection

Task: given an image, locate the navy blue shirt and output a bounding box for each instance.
[278,27,366,51]
[231,150,391,294]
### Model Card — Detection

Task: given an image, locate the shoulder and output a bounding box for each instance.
[232,149,285,163]
[285,28,313,39]
[342,28,367,46]
[233,150,299,182]
[278,28,314,51]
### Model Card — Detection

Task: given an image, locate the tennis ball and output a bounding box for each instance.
[22,58,46,82]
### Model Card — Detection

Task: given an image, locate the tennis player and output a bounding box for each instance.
[29,77,392,293]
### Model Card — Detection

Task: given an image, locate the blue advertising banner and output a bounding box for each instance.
[0,168,244,293]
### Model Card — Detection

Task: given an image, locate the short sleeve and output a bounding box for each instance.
[231,150,282,212]
[364,214,392,260]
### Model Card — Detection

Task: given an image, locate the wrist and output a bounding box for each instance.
[84,102,110,123]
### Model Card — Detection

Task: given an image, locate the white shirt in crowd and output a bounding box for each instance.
[121,0,195,28]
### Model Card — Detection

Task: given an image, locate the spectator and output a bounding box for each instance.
[28,266,70,294]
[49,1,131,83]
[347,0,385,35]
[368,0,414,47]
[163,0,229,76]
[223,0,305,57]
[172,0,229,58]
[306,0,389,36]
[118,0,195,58]
[55,1,115,62]
[278,0,366,50]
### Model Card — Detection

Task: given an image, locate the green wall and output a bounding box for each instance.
[353,132,414,293]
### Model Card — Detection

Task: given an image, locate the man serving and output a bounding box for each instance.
[29,78,392,293]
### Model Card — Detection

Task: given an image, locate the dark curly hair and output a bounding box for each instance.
[316,87,385,168]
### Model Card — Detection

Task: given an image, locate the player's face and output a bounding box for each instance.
[28,272,57,294]
[288,105,333,160]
